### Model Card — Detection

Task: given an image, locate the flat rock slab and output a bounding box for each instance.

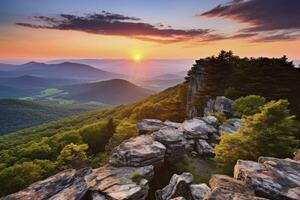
[183,118,217,139]
[234,157,300,200]
[109,135,166,167]
[137,119,165,134]
[87,165,154,200]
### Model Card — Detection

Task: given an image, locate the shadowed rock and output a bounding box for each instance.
[219,118,242,134]
[156,173,194,200]
[153,127,186,162]
[195,139,214,156]
[204,96,233,117]
[190,184,210,200]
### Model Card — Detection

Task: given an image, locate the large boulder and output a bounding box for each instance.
[209,175,254,195]
[87,165,154,200]
[153,127,186,162]
[190,184,210,200]
[195,139,214,157]
[204,187,268,200]
[3,165,154,200]
[204,96,233,117]
[155,173,194,200]
[219,118,242,134]
[137,119,165,134]
[234,157,300,200]
[182,118,217,139]
[109,135,166,167]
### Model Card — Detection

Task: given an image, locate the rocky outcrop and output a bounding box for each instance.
[234,157,300,200]
[153,127,186,162]
[109,135,166,167]
[182,118,217,139]
[3,165,154,200]
[186,61,206,119]
[156,173,210,200]
[204,96,233,117]
[195,139,214,156]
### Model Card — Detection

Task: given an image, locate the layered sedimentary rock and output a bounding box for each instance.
[234,157,300,200]
[2,165,154,200]
[109,135,166,167]
[137,119,166,134]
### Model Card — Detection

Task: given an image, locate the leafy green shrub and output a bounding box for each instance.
[91,152,109,168]
[131,171,142,184]
[57,143,89,169]
[80,118,116,154]
[215,99,299,173]
[232,95,266,117]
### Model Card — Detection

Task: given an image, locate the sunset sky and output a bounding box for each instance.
[0,0,300,60]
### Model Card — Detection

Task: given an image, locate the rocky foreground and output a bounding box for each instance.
[2,97,300,200]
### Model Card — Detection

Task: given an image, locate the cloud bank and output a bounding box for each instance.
[17,11,214,44]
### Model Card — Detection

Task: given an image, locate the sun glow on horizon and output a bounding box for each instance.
[132,53,142,62]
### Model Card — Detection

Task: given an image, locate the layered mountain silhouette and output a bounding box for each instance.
[0,62,122,80]
[60,79,153,104]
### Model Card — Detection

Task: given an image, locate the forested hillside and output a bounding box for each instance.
[0,99,99,135]
[1,51,300,197]
[0,83,187,196]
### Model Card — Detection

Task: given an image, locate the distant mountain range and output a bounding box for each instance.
[0,62,122,81]
[47,59,193,80]
[59,79,153,104]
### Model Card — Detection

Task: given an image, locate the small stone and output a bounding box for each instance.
[190,184,211,200]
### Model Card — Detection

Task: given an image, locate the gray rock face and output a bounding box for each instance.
[153,127,186,162]
[201,116,219,127]
[219,118,242,134]
[195,139,214,156]
[186,62,205,119]
[109,135,166,167]
[190,184,210,200]
[170,197,186,200]
[164,120,182,129]
[156,173,194,200]
[183,118,217,139]
[3,165,154,200]
[137,119,165,134]
[234,157,300,200]
[204,96,233,117]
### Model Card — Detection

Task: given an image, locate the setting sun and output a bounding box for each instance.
[133,54,142,62]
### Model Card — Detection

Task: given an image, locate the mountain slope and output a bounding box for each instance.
[60,79,153,104]
[0,83,187,150]
[0,75,81,89]
[0,99,99,135]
